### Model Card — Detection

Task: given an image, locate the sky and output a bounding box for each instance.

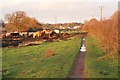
[0,0,119,24]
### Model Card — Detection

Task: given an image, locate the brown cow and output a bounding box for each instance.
[43,29,52,34]
[41,34,50,39]
[33,31,45,38]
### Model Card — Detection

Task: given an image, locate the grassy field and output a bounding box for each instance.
[63,30,80,34]
[64,30,87,35]
[2,37,81,78]
[85,35,118,78]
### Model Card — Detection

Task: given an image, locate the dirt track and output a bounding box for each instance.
[69,35,87,78]
[69,52,86,78]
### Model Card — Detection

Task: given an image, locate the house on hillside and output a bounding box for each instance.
[73,26,81,29]
[59,25,65,29]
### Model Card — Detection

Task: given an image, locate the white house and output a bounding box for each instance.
[68,26,70,29]
[59,25,63,29]
[73,26,78,29]
[59,25,65,29]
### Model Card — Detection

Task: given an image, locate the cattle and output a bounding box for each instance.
[41,34,50,39]
[33,31,45,38]
[11,33,21,38]
[6,33,11,37]
[43,29,52,34]
[27,32,33,37]
[50,32,56,37]
[50,32,60,39]
[33,31,40,38]
[19,32,28,37]
[5,33,22,38]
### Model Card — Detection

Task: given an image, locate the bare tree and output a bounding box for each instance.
[5,11,26,32]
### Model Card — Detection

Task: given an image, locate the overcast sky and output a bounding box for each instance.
[0,0,119,23]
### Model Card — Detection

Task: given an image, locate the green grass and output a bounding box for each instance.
[2,37,81,78]
[85,35,118,78]
[63,30,80,34]
[64,30,87,35]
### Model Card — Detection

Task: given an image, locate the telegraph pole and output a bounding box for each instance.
[99,6,104,21]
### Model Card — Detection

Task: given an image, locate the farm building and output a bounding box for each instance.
[73,26,81,29]
[54,29,60,33]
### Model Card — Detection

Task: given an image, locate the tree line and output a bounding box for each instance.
[82,10,119,59]
[4,11,42,32]
[3,11,83,33]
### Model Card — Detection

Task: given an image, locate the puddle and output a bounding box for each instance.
[80,38,86,52]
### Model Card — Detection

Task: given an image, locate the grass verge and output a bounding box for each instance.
[85,35,118,78]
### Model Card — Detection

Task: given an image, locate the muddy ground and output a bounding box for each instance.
[2,33,87,48]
